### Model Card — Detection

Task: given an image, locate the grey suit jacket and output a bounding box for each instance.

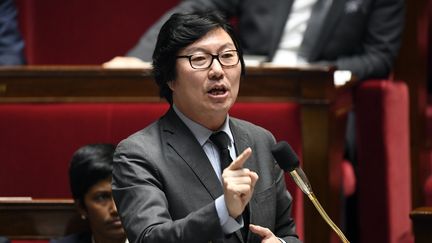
[128,0,404,81]
[112,108,301,243]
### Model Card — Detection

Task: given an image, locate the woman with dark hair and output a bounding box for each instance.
[50,144,127,243]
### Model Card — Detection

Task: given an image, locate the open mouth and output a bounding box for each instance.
[208,86,227,95]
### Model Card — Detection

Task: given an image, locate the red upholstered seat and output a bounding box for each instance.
[341,159,356,196]
[423,0,432,208]
[15,0,180,64]
[425,175,432,206]
[0,103,169,198]
[425,106,432,206]
[355,80,412,243]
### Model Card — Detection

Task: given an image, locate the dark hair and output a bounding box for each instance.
[152,11,245,104]
[69,143,115,205]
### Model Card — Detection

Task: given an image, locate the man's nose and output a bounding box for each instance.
[208,57,224,79]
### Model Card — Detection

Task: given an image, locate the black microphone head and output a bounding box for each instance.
[271,141,300,172]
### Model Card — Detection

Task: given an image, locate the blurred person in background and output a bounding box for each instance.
[0,236,10,243]
[104,0,404,83]
[0,0,25,65]
[50,144,128,243]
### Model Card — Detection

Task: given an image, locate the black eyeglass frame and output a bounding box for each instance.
[176,50,240,70]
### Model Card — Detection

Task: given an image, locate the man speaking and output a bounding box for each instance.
[112,11,301,243]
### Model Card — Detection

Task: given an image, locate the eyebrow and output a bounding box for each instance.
[182,43,236,55]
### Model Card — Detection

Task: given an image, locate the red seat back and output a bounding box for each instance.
[15,0,179,64]
[355,80,412,243]
[0,103,169,197]
[425,106,432,206]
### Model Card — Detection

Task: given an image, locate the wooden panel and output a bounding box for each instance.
[0,65,349,102]
[0,198,88,239]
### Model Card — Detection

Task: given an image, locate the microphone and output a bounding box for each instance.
[271,141,350,243]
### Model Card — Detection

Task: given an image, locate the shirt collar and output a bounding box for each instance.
[172,105,234,146]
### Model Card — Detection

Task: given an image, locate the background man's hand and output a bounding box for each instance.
[222,147,258,218]
[102,56,151,68]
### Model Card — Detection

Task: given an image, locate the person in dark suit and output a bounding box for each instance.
[0,236,10,243]
[105,0,404,82]
[112,11,301,243]
[50,144,128,243]
[0,0,25,65]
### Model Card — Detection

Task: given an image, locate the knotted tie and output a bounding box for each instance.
[210,131,249,240]
[210,131,233,172]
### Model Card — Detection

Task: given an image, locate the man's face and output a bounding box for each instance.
[170,27,242,130]
[79,178,126,241]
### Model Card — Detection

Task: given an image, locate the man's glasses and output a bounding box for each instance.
[177,50,239,70]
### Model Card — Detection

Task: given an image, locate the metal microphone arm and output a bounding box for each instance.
[290,170,350,243]
[271,141,350,243]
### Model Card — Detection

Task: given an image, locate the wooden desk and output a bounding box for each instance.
[410,207,432,243]
[0,65,354,243]
[0,198,88,239]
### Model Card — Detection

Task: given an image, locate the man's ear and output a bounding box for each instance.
[168,80,175,91]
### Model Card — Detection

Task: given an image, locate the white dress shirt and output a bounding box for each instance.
[272,0,318,65]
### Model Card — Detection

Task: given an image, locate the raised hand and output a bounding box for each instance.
[222,147,258,218]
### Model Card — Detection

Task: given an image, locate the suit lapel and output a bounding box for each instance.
[230,119,259,243]
[161,108,223,200]
[300,0,345,61]
[230,119,257,172]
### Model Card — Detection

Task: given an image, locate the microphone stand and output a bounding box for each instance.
[290,170,350,243]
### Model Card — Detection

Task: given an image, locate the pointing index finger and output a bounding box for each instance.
[228,147,252,170]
